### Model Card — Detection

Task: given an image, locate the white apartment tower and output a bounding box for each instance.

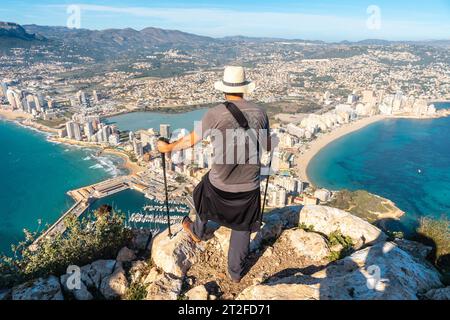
[6,90,17,109]
[133,140,144,158]
[0,82,7,97]
[66,121,82,141]
[160,124,171,139]
[84,122,95,140]
[92,90,99,104]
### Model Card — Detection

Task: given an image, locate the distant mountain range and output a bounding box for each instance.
[339,38,450,47]
[0,22,215,59]
[23,24,214,47]
[0,21,449,57]
[0,22,46,42]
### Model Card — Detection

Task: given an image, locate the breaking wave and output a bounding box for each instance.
[89,153,122,177]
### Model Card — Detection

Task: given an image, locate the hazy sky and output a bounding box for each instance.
[2,0,450,41]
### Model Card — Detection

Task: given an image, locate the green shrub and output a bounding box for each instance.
[327,230,354,262]
[124,282,148,301]
[299,223,315,232]
[385,230,405,241]
[416,217,450,280]
[327,251,342,262]
[177,294,188,301]
[328,230,354,248]
[0,208,132,289]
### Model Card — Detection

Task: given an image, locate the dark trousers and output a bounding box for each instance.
[192,214,250,281]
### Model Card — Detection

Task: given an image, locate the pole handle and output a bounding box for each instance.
[158,137,170,144]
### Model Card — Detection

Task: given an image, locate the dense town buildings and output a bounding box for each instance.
[1,41,449,208]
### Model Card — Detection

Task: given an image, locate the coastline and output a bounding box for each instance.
[430,99,450,103]
[103,149,143,176]
[103,103,212,120]
[0,108,143,176]
[298,110,450,185]
[0,108,32,121]
[296,114,389,183]
[48,137,143,176]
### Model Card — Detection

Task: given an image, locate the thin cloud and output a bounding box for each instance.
[43,4,366,37]
[40,4,450,40]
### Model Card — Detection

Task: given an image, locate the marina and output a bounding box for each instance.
[31,170,194,249]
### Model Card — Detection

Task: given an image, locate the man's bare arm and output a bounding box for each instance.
[157,131,202,153]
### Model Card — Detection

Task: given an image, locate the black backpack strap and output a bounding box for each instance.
[224,101,263,226]
[224,100,260,156]
[224,101,250,130]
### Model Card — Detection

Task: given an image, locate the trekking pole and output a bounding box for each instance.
[143,137,173,253]
[261,150,274,214]
[159,137,173,238]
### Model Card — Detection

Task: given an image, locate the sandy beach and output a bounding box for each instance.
[0,109,143,176]
[49,137,143,175]
[296,114,388,183]
[0,108,32,121]
[103,149,143,175]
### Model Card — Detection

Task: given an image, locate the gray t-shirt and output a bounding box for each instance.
[200,100,270,193]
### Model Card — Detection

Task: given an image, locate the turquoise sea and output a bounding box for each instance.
[308,102,450,233]
[88,189,189,230]
[0,120,126,254]
[0,110,207,255]
[3,102,449,253]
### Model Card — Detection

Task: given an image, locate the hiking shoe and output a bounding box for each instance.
[182,216,202,243]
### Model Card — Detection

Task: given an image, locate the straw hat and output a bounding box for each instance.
[214,66,256,94]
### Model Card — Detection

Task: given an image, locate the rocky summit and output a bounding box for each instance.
[2,205,447,301]
[0,22,45,41]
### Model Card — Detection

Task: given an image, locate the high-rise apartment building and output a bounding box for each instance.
[77,90,90,108]
[92,90,99,104]
[66,121,82,141]
[0,82,8,97]
[108,133,120,146]
[6,89,17,109]
[133,140,144,158]
[101,125,110,143]
[84,122,95,139]
[160,124,171,139]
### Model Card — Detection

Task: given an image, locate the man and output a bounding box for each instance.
[157,66,272,283]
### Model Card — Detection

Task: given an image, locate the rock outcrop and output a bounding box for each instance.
[0,289,12,300]
[131,229,153,251]
[393,239,432,260]
[81,259,116,289]
[60,273,93,301]
[145,272,182,300]
[129,260,148,283]
[3,205,446,301]
[143,267,162,285]
[12,276,63,300]
[281,229,330,262]
[238,281,320,300]
[238,242,443,300]
[151,224,200,277]
[424,287,450,300]
[116,247,137,262]
[100,262,129,300]
[60,259,120,300]
[186,285,209,300]
[299,205,387,248]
